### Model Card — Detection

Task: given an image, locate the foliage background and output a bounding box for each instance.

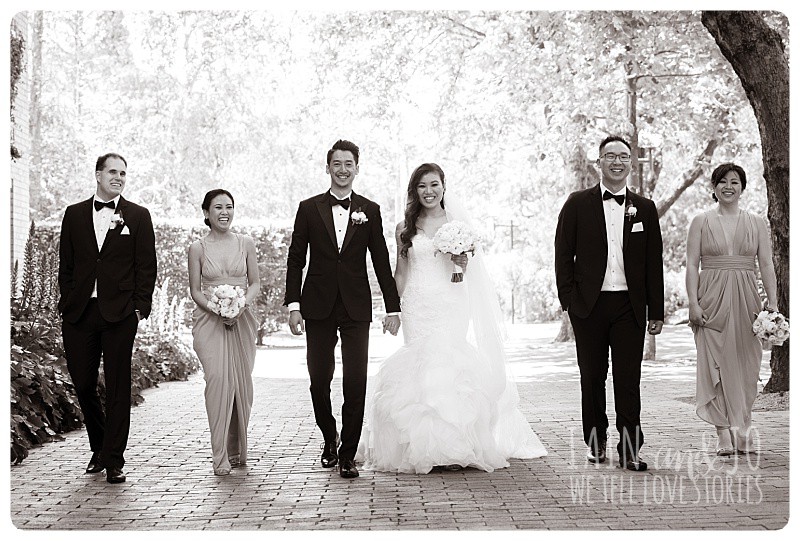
[23,10,782,323]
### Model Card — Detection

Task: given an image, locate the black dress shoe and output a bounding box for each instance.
[586,442,607,464]
[619,458,648,472]
[106,468,126,483]
[321,434,340,468]
[86,452,104,474]
[339,458,359,478]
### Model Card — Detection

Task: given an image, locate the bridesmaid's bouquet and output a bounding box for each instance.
[752,310,789,346]
[433,221,479,283]
[207,284,247,319]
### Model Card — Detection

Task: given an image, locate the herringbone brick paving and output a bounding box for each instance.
[9,324,789,530]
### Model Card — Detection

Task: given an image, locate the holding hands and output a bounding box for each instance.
[383,314,400,336]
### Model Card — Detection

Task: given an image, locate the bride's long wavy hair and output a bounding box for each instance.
[399,163,445,258]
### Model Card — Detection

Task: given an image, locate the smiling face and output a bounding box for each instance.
[598,140,631,192]
[415,171,445,210]
[95,157,127,201]
[326,149,359,193]
[713,170,743,205]
[204,194,235,231]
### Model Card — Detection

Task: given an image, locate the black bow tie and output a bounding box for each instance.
[329,194,351,210]
[603,191,625,206]
[94,200,116,211]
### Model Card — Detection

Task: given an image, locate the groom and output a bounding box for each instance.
[285,139,401,479]
[58,153,157,483]
[554,135,664,472]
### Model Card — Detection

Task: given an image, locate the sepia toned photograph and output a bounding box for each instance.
[7,4,791,533]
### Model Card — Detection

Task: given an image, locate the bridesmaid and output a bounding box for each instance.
[685,163,778,456]
[188,189,260,475]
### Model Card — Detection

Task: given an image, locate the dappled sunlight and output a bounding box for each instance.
[250,323,746,383]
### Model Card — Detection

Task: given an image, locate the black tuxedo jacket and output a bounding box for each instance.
[554,184,664,326]
[284,191,401,322]
[58,196,157,324]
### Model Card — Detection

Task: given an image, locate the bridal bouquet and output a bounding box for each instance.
[433,220,479,283]
[206,284,247,320]
[752,310,789,346]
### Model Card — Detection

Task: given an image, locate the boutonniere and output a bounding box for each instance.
[350,207,368,225]
[109,211,125,230]
[625,204,638,222]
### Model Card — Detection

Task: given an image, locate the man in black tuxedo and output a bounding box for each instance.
[58,153,157,483]
[285,139,401,479]
[555,135,664,471]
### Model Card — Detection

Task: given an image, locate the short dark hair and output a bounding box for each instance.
[710,163,747,202]
[96,153,127,171]
[326,140,360,165]
[201,189,235,227]
[599,135,631,156]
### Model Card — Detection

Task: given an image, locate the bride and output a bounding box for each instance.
[356,163,547,473]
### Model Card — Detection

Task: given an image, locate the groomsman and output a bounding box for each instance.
[58,153,157,483]
[554,135,664,471]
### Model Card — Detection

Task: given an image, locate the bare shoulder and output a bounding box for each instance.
[188,238,203,256]
[395,220,405,233]
[689,212,707,229]
[241,234,257,249]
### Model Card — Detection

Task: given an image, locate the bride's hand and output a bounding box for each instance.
[450,253,469,270]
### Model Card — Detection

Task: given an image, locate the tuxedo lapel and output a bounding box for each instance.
[339,192,361,254]
[79,197,101,255]
[100,197,127,254]
[590,184,607,247]
[623,190,633,252]
[315,193,338,250]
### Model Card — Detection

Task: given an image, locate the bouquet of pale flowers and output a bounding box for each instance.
[433,220,479,283]
[206,284,246,323]
[752,309,789,347]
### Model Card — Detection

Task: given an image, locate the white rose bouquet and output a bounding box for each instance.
[752,309,789,347]
[433,220,479,283]
[206,284,247,325]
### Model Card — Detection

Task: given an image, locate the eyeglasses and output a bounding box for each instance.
[601,153,631,163]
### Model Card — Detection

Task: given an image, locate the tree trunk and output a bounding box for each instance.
[555,311,574,342]
[702,11,789,392]
[656,136,721,218]
[29,12,43,216]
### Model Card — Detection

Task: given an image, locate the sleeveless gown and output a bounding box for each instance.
[356,233,547,473]
[691,210,762,450]
[192,234,258,473]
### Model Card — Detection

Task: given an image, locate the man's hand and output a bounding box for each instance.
[383,314,400,336]
[289,310,305,335]
[647,320,664,335]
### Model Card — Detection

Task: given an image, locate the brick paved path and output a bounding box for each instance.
[9,325,789,530]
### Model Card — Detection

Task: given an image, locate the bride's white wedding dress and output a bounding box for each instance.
[356,232,547,473]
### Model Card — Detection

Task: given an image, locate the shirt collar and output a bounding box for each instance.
[601,185,626,197]
[329,190,352,200]
[94,194,121,206]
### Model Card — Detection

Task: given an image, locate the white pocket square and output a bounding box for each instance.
[631,222,644,233]
[120,225,131,235]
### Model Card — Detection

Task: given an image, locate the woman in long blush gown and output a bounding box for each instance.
[188,189,260,475]
[356,163,546,474]
[686,163,778,456]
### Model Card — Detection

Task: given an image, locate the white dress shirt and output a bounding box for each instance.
[600,186,628,291]
[91,194,121,297]
[330,190,351,252]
